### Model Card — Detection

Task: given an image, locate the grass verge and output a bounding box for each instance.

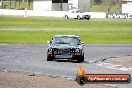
[0,30,132,44]
[0,16,132,44]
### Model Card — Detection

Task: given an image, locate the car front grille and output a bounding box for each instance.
[58,49,70,55]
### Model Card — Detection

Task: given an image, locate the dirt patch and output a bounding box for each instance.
[0,71,113,88]
[111,56,132,67]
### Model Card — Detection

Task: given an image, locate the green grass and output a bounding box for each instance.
[0,16,132,29]
[0,16,132,44]
[0,30,132,44]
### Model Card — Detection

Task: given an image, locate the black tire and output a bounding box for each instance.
[76,76,86,85]
[65,15,69,19]
[82,54,84,62]
[47,56,53,61]
[86,17,90,20]
[77,57,83,63]
[77,15,81,20]
[76,54,84,63]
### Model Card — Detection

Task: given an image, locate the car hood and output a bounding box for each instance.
[50,44,81,49]
[77,13,88,15]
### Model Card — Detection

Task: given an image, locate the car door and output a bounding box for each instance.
[69,11,77,18]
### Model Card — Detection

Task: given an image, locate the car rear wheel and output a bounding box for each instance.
[65,15,69,19]
[86,17,90,20]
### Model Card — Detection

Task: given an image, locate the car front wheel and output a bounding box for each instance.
[47,56,54,61]
[77,15,81,20]
[65,15,69,19]
[81,54,84,62]
[77,56,84,63]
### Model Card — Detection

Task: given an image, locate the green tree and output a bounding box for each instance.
[14,0,16,9]
[9,0,11,9]
[19,0,21,9]
[94,0,102,5]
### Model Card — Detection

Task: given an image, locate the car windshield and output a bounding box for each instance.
[52,37,80,45]
[75,10,83,13]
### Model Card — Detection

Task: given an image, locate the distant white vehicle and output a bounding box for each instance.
[65,9,91,20]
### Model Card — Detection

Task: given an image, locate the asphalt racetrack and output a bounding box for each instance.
[0,44,132,88]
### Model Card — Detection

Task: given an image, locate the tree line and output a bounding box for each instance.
[91,0,122,12]
[1,0,33,9]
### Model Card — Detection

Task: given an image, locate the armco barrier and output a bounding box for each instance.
[85,12,106,18]
[0,9,131,19]
[106,13,132,19]
[0,9,25,16]
[106,13,128,18]
[0,9,106,18]
[0,9,67,17]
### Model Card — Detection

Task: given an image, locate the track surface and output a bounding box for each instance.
[0,44,132,88]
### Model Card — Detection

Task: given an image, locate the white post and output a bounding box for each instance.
[127,14,130,19]
[24,8,27,17]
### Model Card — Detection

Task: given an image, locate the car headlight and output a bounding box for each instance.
[48,48,52,52]
[75,49,80,53]
[48,48,53,55]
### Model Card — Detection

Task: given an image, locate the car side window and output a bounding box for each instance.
[75,10,77,13]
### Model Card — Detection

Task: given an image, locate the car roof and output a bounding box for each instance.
[53,35,80,38]
[68,9,83,13]
[69,9,81,11]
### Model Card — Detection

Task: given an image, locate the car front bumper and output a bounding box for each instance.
[48,53,82,59]
[55,55,72,59]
